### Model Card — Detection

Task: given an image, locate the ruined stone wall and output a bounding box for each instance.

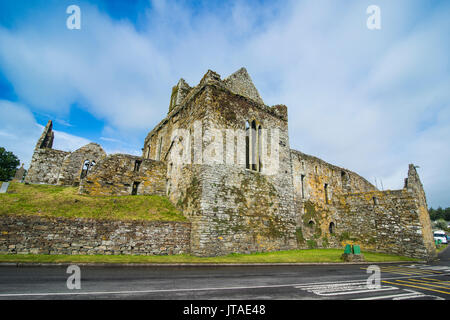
[79,154,166,196]
[195,165,297,256]
[0,215,190,255]
[57,143,106,186]
[24,119,69,185]
[404,164,436,257]
[24,120,107,187]
[24,148,70,185]
[291,155,436,259]
[291,149,378,248]
[333,189,436,260]
[291,150,376,207]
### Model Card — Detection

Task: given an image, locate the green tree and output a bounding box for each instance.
[435,219,448,231]
[0,147,20,181]
[429,207,437,220]
[444,207,450,221]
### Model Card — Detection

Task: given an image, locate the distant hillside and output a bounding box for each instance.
[0,182,186,222]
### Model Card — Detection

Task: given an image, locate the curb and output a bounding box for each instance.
[0,261,425,268]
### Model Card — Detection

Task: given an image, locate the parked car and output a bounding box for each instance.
[434,230,448,244]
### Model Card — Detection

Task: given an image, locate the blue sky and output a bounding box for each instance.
[0,0,449,208]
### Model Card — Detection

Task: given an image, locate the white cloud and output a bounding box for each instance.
[0,3,170,131]
[0,100,92,168]
[0,100,40,168]
[42,126,90,153]
[0,0,448,206]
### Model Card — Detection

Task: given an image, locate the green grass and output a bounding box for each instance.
[436,244,448,254]
[0,182,186,222]
[0,183,422,264]
[0,249,419,264]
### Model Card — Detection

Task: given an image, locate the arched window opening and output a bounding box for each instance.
[373,197,378,205]
[308,220,315,228]
[324,183,329,204]
[251,120,257,171]
[80,160,90,179]
[131,181,140,195]
[134,159,142,172]
[245,121,250,169]
[89,161,96,174]
[329,222,335,234]
[245,120,263,172]
[257,125,262,172]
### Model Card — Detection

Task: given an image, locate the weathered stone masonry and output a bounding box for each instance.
[0,215,190,256]
[25,120,106,186]
[20,67,436,260]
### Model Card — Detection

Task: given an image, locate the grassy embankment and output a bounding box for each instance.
[0,182,422,264]
[0,249,419,264]
[0,182,186,222]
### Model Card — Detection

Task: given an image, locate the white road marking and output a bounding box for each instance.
[0,271,447,298]
[0,283,301,297]
[0,278,374,297]
[295,281,399,296]
[356,288,443,300]
[403,264,450,272]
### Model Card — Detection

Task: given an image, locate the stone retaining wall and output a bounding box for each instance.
[0,215,191,256]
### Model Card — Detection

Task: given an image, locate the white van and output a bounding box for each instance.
[434,230,448,244]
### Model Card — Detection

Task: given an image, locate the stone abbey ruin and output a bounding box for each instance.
[23,67,436,259]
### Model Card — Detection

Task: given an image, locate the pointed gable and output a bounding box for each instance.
[223,67,264,105]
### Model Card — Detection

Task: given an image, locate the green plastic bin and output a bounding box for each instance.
[344,244,352,254]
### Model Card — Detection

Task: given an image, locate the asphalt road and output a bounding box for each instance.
[0,247,449,301]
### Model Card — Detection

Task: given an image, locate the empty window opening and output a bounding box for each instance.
[131,181,140,195]
[251,120,257,171]
[329,222,335,234]
[324,183,329,204]
[341,171,348,186]
[315,166,318,174]
[245,120,262,172]
[301,174,305,199]
[308,220,315,229]
[146,146,151,159]
[134,160,142,172]
[80,160,90,179]
[257,125,262,172]
[157,137,163,161]
[245,121,250,169]
[373,197,378,205]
